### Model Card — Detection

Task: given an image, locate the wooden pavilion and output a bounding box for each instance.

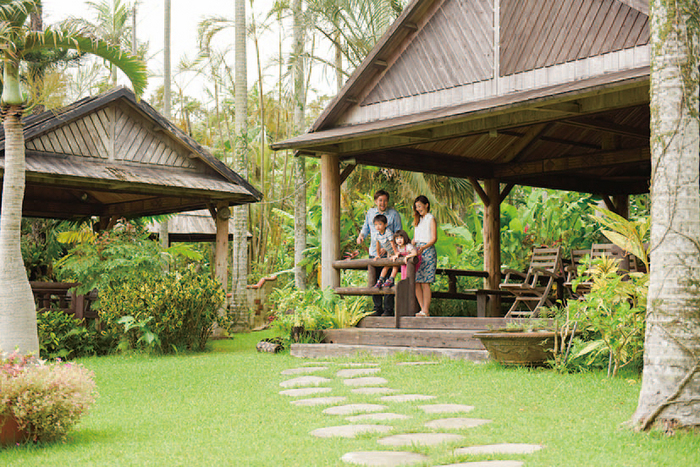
[0,87,261,294]
[273,0,651,325]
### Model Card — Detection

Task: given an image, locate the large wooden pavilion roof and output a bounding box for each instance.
[273,0,652,196]
[0,87,261,220]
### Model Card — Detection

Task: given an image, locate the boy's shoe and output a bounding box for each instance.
[370,309,383,316]
[374,277,385,288]
[383,278,395,288]
[381,310,394,317]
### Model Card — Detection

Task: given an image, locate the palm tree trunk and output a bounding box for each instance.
[632,0,700,430]
[231,0,250,315]
[0,104,39,354]
[292,0,307,289]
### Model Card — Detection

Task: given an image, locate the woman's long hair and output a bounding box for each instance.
[412,195,430,227]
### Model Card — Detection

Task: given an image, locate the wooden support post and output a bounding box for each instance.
[321,153,341,289]
[214,201,230,295]
[483,179,502,317]
[612,194,629,219]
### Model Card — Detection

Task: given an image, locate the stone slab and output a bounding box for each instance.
[279,376,332,388]
[281,366,328,375]
[340,363,380,367]
[291,343,489,362]
[311,424,392,438]
[346,413,411,422]
[337,368,381,378]
[323,404,388,415]
[454,444,544,455]
[352,387,397,395]
[437,462,524,467]
[425,418,492,429]
[377,433,465,446]
[418,404,475,414]
[380,394,436,402]
[291,396,347,406]
[396,361,439,365]
[341,451,429,466]
[279,387,333,397]
[343,377,388,387]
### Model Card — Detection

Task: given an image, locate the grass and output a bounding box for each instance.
[1,331,699,466]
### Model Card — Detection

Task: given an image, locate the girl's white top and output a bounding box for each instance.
[414,213,435,243]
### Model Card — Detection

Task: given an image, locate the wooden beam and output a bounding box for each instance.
[495,147,650,179]
[602,195,616,212]
[339,163,356,184]
[499,183,515,203]
[560,117,649,140]
[468,177,489,206]
[355,149,494,179]
[321,154,341,289]
[500,123,551,163]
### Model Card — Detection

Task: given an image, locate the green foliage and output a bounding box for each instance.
[98,265,225,353]
[36,309,95,360]
[595,208,650,272]
[0,351,97,443]
[21,219,69,281]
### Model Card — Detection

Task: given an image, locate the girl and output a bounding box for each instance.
[390,230,419,282]
[412,195,437,317]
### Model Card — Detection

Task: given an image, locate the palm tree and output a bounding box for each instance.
[632,0,700,430]
[0,0,147,354]
[160,0,171,249]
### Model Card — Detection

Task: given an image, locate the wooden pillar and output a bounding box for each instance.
[483,179,502,317]
[214,202,230,295]
[321,153,341,289]
[612,194,629,219]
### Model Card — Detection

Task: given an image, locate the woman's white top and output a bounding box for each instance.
[413,213,435,244]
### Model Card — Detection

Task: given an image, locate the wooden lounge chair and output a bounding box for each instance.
[564,243,633,299]
[564,248,592,299]
[501,246,563,318]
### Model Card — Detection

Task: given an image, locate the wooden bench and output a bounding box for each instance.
[432,268,509,317]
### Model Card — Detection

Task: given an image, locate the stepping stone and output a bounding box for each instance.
[425,418,492,429]
[418,404,475,414]
[378,433,465,446]
[343,377,388,387]
[396,361,439,366]
[291,396,347,406]
[311,424,392,438]
[341,451,428,466]
[340,363,380,367]
[352,387,396,395]
[279,387,333,397]
[346,413,411,422]
[323,404,387,415]
[337,368,381,378]
[454,444,544,455]
[303,361,334,366]
[281,366,328,375]
[380,394,436,402]
[437,462,524,467]
[280,376,331,388]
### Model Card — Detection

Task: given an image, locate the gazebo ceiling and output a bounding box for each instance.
[0,87,261,220]
[272,0,653,196]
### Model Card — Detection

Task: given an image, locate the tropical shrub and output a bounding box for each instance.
[98,265,225,353]
[0,351,97,443]
[36,308,95,360]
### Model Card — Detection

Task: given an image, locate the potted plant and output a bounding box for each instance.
[0,351,97,446]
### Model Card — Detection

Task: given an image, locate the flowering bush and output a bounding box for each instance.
[0,351,97,443]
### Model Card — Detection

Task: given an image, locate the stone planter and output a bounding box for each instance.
[474,330,562,366]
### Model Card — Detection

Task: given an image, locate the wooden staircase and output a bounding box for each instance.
[290,317,514,362]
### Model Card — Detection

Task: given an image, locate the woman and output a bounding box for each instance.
[412,195,437,317]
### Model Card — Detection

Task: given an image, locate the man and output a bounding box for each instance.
[357,190,402,316]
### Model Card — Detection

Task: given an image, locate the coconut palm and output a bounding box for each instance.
[0,0,147,354]
[632,0,700,430]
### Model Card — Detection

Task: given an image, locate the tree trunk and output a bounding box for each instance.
[632,0,700,430]
[160,0,171,250]
[292,0,307,289]
[0,105,39,355]
[231,0,250,315]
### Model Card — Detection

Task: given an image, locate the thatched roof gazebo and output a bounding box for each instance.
[273,0,651,316]
[0,87,261,292]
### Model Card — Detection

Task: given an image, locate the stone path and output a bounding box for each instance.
[278,360,546,466]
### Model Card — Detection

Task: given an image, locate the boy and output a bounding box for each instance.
[372,214,397,288]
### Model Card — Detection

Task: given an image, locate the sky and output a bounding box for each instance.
[43,0,335,103]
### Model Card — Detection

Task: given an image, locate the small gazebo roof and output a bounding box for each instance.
[0,87,261,219]
[273,0,652,195]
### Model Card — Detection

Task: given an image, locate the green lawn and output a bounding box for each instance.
[2,331,698,466]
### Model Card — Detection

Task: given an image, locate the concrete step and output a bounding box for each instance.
[323,328,485,350]
[357,316,531,330]
[291,343,489,362]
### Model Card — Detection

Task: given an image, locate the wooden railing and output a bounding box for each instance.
[30,282,98,320]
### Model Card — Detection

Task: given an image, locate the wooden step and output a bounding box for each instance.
[290,343,489,362]
[323,328,486,350]
[357,316,527,330]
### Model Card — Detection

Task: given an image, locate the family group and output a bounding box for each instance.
[356,190,437,318]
